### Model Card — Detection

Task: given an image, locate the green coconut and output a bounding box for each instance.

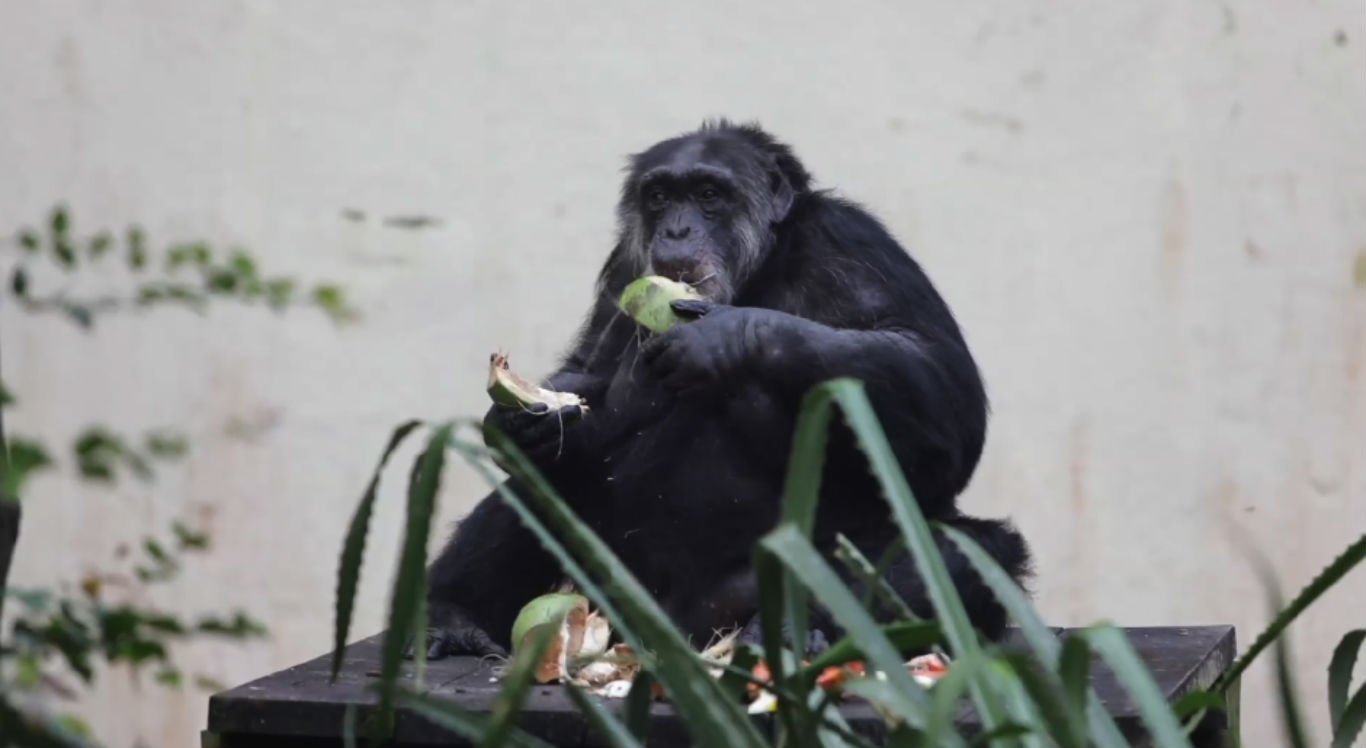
[510,593,590,653]
[618,276,703,334]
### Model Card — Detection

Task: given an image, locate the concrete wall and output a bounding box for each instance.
[3,1,1363,745]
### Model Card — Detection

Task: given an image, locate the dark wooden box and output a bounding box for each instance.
[205,625,1237,747]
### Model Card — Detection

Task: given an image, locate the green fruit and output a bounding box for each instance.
[510,593,589,652]
[618,276,703,334]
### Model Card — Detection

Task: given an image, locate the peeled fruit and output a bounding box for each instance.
[487,352,586,411]
[618,275,703,334]
[510,593,620,685]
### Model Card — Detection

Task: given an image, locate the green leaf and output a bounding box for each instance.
[5,438,54,496]
[1329,629,1365,729]
[944,527,1129,748]
[127,227,147,271]
[50,206,69,236]
[565,686,646,748]
[144,431,189,459]
[625,669,656,742]
[1216,530,1366,693]
[1335,684,1366,748]
[457,429,769,748]
[331,420,422,680]
[63,303,93,329]
[88,232,112,259]
[229,251,257,280]
[265,278,295,310]
[484,622,559,748]
[18,229,40,253]
[394,687,554,748]
[759,526,932,730]
[0,379,14,407]
[172,521,210,551]
[375,424,451,730]
[1084,625,1193,748]
[10,267,29,298]
[156,667,183,688]
[206,269,239,293]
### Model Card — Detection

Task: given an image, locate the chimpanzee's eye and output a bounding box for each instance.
[698,187,720,202]
[646,189,668,210]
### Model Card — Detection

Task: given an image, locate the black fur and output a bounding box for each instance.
[421,121,1032,657]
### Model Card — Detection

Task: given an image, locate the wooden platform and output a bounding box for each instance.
[204,625,1237,747]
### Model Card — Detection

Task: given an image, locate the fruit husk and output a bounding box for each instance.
[618,276,703,334]
[511,593,589,654]
[487,352,586,411]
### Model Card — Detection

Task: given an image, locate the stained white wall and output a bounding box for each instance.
[2,2,1364,745]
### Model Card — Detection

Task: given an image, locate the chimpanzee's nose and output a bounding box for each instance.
[664,225,691,240]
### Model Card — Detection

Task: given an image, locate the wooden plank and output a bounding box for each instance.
[207,625,1235,747]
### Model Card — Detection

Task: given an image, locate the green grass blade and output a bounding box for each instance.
[375,423,451,731]
[760,525,934,731]
[924,651,986,745]
[1273,627,1310,748]
[818,380,1012,737]
[1334,684,1366,748]
[1170,690,1224,735]
[1329,629,1365,728]
[778,383,839,697]
[944,526,1129,748]
[834,534,918,621]
[1058,636,1090,717]
[484,623,559,748]
[454,429,769,748]
[991,662,1048,748]
[331,419,422,680]
[802,621,941,675]
[394,688,554,748]
[565,685,647,748]
[625,669,655,743]
[1084,625,1193,748]
[1215,530,1366,693]
[998,653,1087,748]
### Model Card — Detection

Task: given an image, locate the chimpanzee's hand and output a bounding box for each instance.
[482,401,585,467]
[405,605,507,660]
[642,297,797,390]
[642,301,763,392]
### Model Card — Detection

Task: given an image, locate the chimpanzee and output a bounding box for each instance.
[418,120,1031,658]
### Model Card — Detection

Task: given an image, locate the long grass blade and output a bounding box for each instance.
[1273,627,1310,748]
[944,526,1128,748]
[375,423,451,730]
[760,525,936,733]
[1334,684,1366,748]
[818,380,1012,737]
[625,669,655,743]
[1329,629,1365,729]
[1215,530,1366,693]
[454,429,769,748]
[565,686,647,748]
[1084,625,1193,748]
[834,534,918,622]
[484,623,559,748]
[394,688,553,748]
[331,419,422,680]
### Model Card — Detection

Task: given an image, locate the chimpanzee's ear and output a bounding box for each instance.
[768,166,795,223]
